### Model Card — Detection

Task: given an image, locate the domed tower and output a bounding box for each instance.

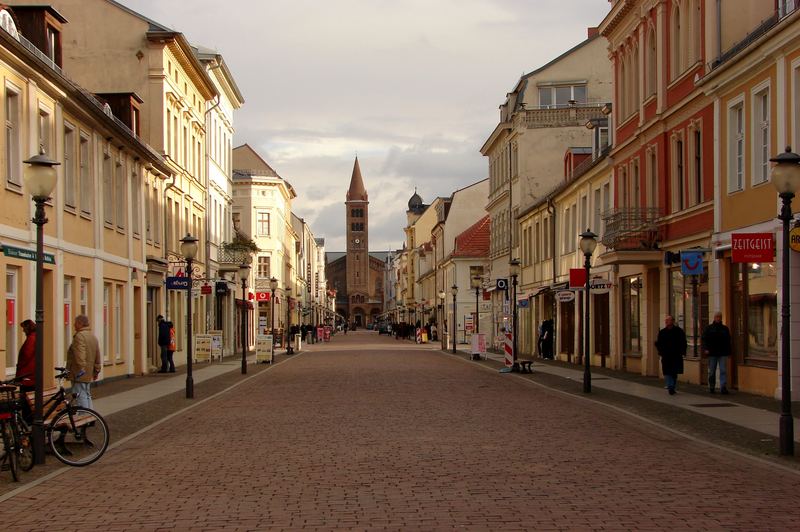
[345,157,369,324]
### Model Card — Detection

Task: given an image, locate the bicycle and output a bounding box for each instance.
[1,377,34,473]
[13,368,110,467]
[0,384,22,481]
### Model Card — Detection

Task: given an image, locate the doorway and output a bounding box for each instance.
[593,292,610,367]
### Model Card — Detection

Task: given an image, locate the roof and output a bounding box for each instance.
[347,157,367,201]
[233,144,281,177]
[192,44,245,105]
[452,215,490,258]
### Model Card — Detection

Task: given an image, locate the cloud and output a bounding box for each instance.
[119,0,611,250]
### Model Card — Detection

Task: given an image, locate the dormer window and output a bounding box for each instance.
[537,83,587,109]
[10,6,67,68]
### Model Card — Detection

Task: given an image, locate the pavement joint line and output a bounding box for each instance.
[438,348,800,477]
[0,352,305,504]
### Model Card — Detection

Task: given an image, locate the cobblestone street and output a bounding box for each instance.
[3,332,800,530]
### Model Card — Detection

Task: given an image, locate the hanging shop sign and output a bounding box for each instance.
[732,233,775,263]
[590,278,613,294]
[556,290,575,303]
[680,250,705,275]
[166,276,190,290]
[569,268,587,288]
[255,291,271,302]
[200,284,212,295]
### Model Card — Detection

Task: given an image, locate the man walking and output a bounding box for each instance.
[157,315,171,373]
[67,315,102,409]
[655,315,686,395]
[702,311,732,394]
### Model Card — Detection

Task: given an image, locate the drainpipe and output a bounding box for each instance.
[546,195,557,355]
[163,174,176,318]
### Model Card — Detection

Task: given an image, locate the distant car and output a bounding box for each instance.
[378,322,391,335]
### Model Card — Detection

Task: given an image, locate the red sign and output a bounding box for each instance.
[732,233,774,263]
[64,303,70,325]
[6,299,14,326]
[569,268,587,288]
[255,291,271,302]
[200,284,212,295]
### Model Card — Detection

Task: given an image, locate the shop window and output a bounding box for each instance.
[731,261,777,366]
[621,275,642,354]
[668,267,709,356]
[5,267,19,370]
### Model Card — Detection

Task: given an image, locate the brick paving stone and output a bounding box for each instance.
[2,331,800,530]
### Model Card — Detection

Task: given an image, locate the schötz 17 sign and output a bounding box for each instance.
[731,233,774,263]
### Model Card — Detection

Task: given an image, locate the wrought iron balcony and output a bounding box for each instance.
[601,207,663,251]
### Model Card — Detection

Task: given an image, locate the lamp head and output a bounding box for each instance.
[438,290,446,300]
[238,263,250,281]
[451,284,458,296]
[770,146,800,195]
[23,148,60,200]
[579,228,599,256]
[179,233,199,260]
[509,258,520,277]
[269,276,278,291]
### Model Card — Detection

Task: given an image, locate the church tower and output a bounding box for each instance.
[345,157,369,323]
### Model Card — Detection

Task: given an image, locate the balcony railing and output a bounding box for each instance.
[601,207,663,251]
[518,104,606,129]
[217,247,252,266]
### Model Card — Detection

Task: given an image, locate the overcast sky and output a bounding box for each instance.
[122,0,611,251]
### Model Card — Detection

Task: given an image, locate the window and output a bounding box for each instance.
[621,275,642,354]
[257,256,271,278]
[728,100,745,193]
[671,3,683,80]
[630,160,640,209]
[752,88,770,186]
[131,169,140,236]
[619,167,628,208]
[602,183,611,235]
[646,28,657,97]
[257,212,270,236]
[5,86,21,187]
[103,151,113,225]
[64,124,76,208]
[647,148,659,208]
[103,283,111,363]
[593,188,602,237]
[114,285,122,362]
[64,277,73,355]
[38,107,51,156]
[115,158,126,230]
[80,278,89,316]
[673,135,685,212]
[79,135,92,215]
[5,267,18,370]
[690,128,703,205]
[538,84,587,108]
[731,261,777,365]
[669,267,709,356]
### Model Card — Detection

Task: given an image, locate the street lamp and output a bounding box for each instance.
[472,276,481,336]
[238,263,250,374]
[179,234,198,398]
[451,284,458,354]
[509,259,520,372]
[269,276,278,349]
[286,287,293,354]
[23,147,59,465]
[438,290,446,350]
[770,146,800,455]
[579,229,599,393]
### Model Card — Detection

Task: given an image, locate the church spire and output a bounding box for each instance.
[346,156,368,201]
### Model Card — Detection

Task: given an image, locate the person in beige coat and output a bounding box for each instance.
[67,314,102,409]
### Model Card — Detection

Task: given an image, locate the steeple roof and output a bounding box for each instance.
[346,157,368,201]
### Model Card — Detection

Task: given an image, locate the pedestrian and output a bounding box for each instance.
[157,315,171,373]
[15,319,37,422]
[66,314,102,409]
[702,311,731,394]
[655,315,687,395]
[540,319,554,360]
[167,321,176,372]
[431,323,438,341]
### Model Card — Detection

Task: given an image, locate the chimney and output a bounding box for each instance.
[588,27,599,39]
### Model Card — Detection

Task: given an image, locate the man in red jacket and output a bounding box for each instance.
[16,319,36,422]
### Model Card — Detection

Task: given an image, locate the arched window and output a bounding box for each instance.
[646,27,657,97]
[692,0,702,64]
[620,52,628,117]
[632,42,640,109]
[671,2,683,79]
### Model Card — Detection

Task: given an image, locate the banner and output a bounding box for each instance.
[256,334,274,364]
[471,333,486,358]
[209,330,223,361]
[195,334,211,363]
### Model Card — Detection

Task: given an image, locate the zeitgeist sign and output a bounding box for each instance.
[731,233,774,263]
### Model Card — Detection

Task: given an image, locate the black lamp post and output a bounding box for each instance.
[509,259,520,372]
[579,229,598,393]
[23,147,60,465]
[451,284,458,354]
[472,276,481,335]
[438,290,446,350]
[286,287,293,354]
[270,276,278,349]
[770,147,800,456]
[179,234,198,399]
[239,263,250,374]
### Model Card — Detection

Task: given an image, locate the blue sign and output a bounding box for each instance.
[166,276,191,290]
[680,251,704,276]
[517,299,529,308]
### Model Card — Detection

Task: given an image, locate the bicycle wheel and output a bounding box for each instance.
[49,407,109,467]
[1,420,19,481]
[16,417,33,472]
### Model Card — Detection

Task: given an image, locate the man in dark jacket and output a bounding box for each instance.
[702,311,732,394]
[655,315,687,395]
[157,315,171,373]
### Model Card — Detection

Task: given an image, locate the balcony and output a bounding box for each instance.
[517,103,606,129]
[601,207,663,251]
